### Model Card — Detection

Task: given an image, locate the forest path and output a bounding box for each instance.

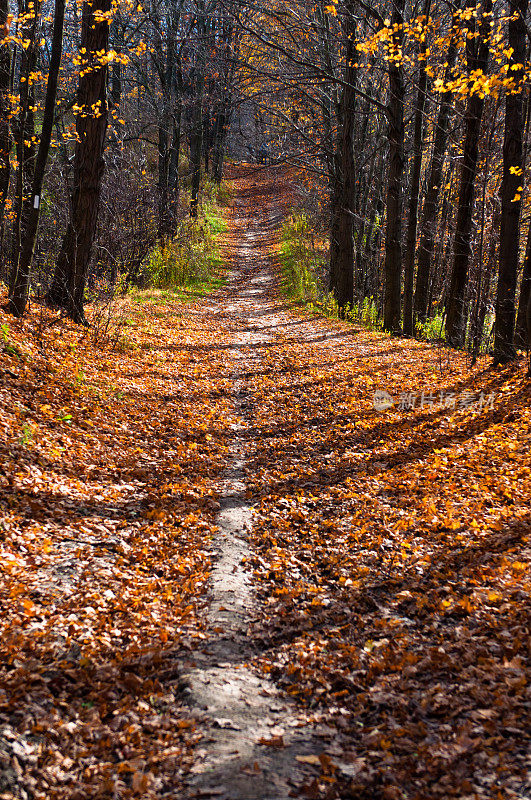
[182,168,324,799]
[0,167,528,800]
[182,167,530,800]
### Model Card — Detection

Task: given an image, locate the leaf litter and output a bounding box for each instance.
[0,165,529,800]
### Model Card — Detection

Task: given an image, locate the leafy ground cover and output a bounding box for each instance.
[245,305,530,799]
[0,166,529,800]
[0,290,235,798]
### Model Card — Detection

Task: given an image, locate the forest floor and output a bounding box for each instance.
[0,166,530,800]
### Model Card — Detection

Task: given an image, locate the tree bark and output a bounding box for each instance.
[168,98,182,223]
[212,97,232,184]
[158,116,170,236]
[108,14,123,153]
[445,0,493,347]
[315,0,337,187]
[0,0,11,226]
[469,106,498,359]
[413,10,460,327]
[355,123,380,299]
[9,0,65,317]
[471,199,499,361]
[329,31,356,313]
[212,10,236,184]
[403,0,430,336]
[515,220,531,348]
[47,0,110,322]
[383,0,405,334]
[190,0,206,218]
[527,280,531,370]
[493,0,528,363]
[11,0,40,283]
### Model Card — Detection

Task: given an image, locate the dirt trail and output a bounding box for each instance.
[183,170,322,799]
[1,167,528,800]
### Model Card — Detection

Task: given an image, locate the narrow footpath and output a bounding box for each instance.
[0,167,528,800]
[183,171,323,799]
[182,167,530,800]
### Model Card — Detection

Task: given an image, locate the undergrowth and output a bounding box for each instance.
[280,213,321,301]
[139,183,230,297]
[415,313,445,341]
[280,213,493,347]
[280,213,384,331]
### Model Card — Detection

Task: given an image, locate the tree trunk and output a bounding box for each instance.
[445,0,493,347]
[158,118,170,237]
[190,1,206,218]
[316,0,337,187]
[527,282,531,371]
[383,0,405,334]
[9,0,65,317]
[11,0,40,283]
[403,0,430,336]
[202,109,211,175]
[0,0,11,224]
[471,199,499,361]
[153,4,174,238]
[212,96,232,184]
[168,98,182,223]
[354,93,378,298]
[468,99,498,356]
[47,0,110,322]
[414,9,460,326]
[329,33,356,313]
[493,0,528,363]
[515,221,531,348]
[108,15,122,152]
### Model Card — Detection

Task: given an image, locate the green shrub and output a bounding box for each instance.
[415,313,445,341]
[213,180,233,207]
[144,222,212,288]
[202,178,233,207]
[178,151,190,177]
[142,200,226,291]
[280,215,385,331]
[345,297,383,331]
[280,213,321,301]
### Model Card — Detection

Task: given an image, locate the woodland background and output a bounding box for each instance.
[0,0,530,365]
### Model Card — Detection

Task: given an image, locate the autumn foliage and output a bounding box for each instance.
[1,168,528,799]
[0,289,234,796]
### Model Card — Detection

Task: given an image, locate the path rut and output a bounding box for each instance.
[182,181,321,800]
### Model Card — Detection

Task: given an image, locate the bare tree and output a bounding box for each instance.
[48,0,111,323]
[383,0,405,333]
[493,0,528,363]
[445,0,493,347]
[9,0,66,316]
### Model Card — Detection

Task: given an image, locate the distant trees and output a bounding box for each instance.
[445,0,493,348]
[10,0,41,310]
[0,0,11,235]
[403,0,430,336]
[0,0,241,322]
[382,0,405,333]
[0,0,530,363]
[230,0,531,360]
[189,0,206,219]
[413,10,459,327]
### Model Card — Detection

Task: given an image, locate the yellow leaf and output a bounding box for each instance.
[296,754,321,765]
